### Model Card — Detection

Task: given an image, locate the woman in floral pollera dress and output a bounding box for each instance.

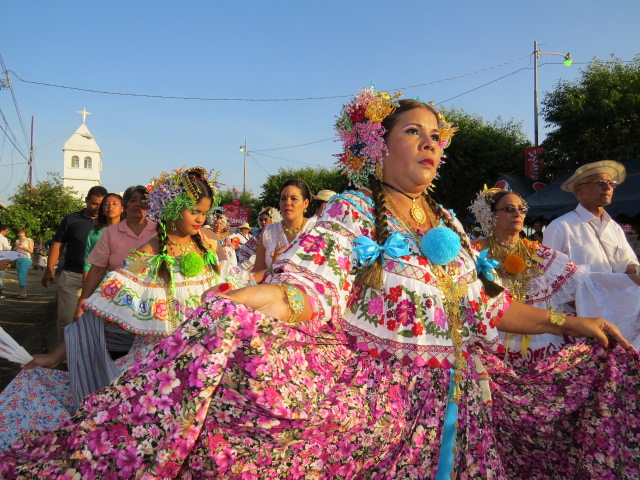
[1,90,639,480]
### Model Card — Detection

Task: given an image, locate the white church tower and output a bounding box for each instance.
[61,108,103,199]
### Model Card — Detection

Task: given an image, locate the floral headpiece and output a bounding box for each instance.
[334,86,457,188]
[258,206,282,223]
[469,186,528,236]
[146,166,222,223]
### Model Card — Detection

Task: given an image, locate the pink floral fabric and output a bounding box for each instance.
[1,192,639,479]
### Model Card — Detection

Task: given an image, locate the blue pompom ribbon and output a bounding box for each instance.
[475,249,499,281]
[435,368,458,480]
[420,226,461,266]
[354,232,411,267]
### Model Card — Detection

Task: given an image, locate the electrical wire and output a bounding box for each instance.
[8,53,537,102]
[0,55,30,148]
[0,122,29,161]
[251,150,329,167]
[252,137,333,152]
[247,154,271,176]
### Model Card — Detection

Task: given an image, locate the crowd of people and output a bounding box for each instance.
[0,87,638,479]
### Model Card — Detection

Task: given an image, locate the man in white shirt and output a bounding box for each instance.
[544,160,639,274]
[309,189,337,222]
[0,224,11,298]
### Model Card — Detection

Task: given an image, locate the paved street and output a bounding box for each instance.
[0,267,58,391]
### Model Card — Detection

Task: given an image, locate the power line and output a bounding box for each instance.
[252,138,333,152]
[251,150,329,167]
[0,55,29,148]
[8,53,537,103]
[0,122,29,161]
[247,154,271,176]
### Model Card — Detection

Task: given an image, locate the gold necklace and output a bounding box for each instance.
[382,182,428,225]
[385,191,467,401]
[282,219,306,238]
[168,237,195,256]
[385,192,433,234]
[486,236,543,302]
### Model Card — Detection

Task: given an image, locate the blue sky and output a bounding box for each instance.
[1,0,639,205]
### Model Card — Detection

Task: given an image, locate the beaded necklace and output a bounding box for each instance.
[168,237,196,256]
[281,219,307,239]
[486,236,543,302]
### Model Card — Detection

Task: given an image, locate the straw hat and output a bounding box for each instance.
[238,222,251,229]
[561,160,626,192]
[313,189,337,202]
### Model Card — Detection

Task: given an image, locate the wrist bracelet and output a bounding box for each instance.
[548,308,566,326]
[278,284,305,323]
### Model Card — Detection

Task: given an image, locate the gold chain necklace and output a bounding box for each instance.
[385,191,468,401]
[168,237,195,256]
[486,237,543,302]
[385,191,432,233]
[282,219,307,238]
[381,182,428,226]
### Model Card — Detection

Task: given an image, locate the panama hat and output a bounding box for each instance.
[560,160,626,192]
[313,189,337,202]
[238,222,251,229]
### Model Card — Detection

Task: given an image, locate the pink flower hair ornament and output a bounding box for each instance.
[334,87,457,188]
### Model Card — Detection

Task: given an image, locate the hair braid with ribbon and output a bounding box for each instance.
[355,177,393,290]
[191,231,220,273]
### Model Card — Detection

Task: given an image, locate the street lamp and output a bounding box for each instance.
[533,40,572,146]
[239,141,247,197]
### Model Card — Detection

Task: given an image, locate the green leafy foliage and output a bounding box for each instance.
[259,166,349,213]
[0,174,84,243]
[540,55,640,179]
[435,109,530,220]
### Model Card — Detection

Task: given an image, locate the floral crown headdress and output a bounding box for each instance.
[146,166,222,223]
[469,186,528,236]
[334,86,457,188]
[258,206,282,223]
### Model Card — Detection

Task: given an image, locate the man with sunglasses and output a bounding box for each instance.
[544,160,639,274]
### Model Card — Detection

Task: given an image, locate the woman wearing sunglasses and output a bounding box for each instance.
[470,187,640,368]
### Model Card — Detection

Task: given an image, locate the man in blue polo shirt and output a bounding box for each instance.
[42,186,107,342]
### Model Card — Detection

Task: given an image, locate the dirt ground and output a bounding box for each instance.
[0,266,58,391]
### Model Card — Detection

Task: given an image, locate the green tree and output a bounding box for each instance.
[540,55,640,179]
[259,166,349,211]
[435,108,530,220]
[0,174,84,244]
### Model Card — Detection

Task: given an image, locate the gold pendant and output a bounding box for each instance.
[410,201,427,225]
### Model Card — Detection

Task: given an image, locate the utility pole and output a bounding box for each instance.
[239,140,247,197]
[29,116,34,188]
[533,41,572,146]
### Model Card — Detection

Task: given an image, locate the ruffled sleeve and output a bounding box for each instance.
[265,192,366,334]
[84,251,221,337]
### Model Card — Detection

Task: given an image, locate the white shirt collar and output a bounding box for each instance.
[576,203,611,225]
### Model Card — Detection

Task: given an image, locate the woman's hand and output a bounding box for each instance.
[561,316,631,350]
[270,241,287,265]
[202,283,291,322]
[73,298,87,322]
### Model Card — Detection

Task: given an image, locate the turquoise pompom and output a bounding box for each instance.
[420,226,461,265]
[180,251,204,277]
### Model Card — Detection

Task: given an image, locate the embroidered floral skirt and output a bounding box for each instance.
[0,297,638,479]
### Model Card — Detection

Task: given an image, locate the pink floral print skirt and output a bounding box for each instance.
[0,297,638,479]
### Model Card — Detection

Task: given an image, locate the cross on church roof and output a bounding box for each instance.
[76,108,92,124]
